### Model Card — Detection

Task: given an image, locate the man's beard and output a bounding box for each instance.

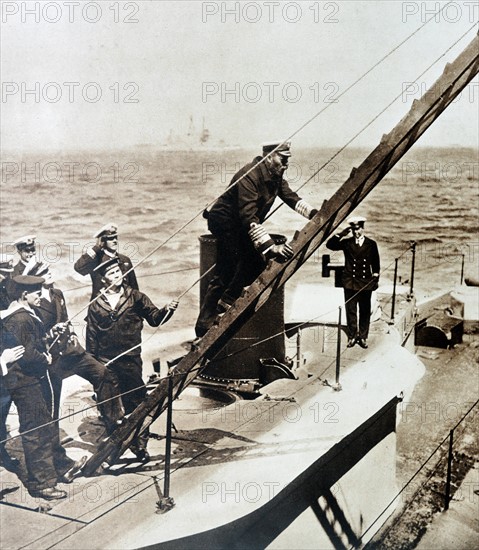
[270,164,286,178]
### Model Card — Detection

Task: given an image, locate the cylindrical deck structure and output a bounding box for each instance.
[198,234,286,382]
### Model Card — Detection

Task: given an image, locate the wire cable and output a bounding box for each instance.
[352,397,479,548]
[265,21,478,221]
[57,4,457,326]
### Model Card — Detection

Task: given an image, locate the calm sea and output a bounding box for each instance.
[1,146,477,359]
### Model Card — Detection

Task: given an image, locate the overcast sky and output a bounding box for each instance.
[1,0,478,151]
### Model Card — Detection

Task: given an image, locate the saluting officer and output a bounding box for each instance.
[326,216,380,349]
[11,235,37,277]
[74,223,138,299]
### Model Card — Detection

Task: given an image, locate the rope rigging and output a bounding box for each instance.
[1,9,477,543]
[0,239,416,447]
[46,18,477,358]
[2,18,475,446]
[38,19,472,369]
[48,8,475,334]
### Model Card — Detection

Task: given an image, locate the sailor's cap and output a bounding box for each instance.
[347,215,367,227]
[13,235,36,250]
[93,223,118,240]
[93,257,120,275]
[262,141,292,157]
[0,254,14,273]
[12,275,44,292]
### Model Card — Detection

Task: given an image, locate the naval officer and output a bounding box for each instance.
[326,216,380,348]
[195,140,318,337]
[74,223,139,299]
[12,235,37,277]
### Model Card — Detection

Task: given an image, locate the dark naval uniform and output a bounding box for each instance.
[11,235,37,278]
[326,234,380,340]
[1,305,76,495]
[0,257,16,470]
[74,247,138,299]
[12,260,29,278]
[34,287,123,431]
[86,287,173,415]
[195,153,313,336]
[0,320,18,470]
[0,265,14,468]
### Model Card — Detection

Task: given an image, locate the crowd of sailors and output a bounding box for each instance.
[0,140,379,502]
[0,226,178,500]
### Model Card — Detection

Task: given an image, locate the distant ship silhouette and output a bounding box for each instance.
[163,116,210,150]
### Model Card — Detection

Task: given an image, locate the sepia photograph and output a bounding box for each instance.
[0,1,478,548]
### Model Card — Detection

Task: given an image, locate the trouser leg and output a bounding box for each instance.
[107,355,145,416]
[195,230,238,336]
[60,353,124,430]
[195,274,225,337]
[344,288,359,339]
[0,384,12,444]
[0,384,14,464]
[107,355,148,451]
[45,363,76,475]
[222,233,265,305]
[10,376,61,493]
[42,369,76,476]
[358,290,372,340]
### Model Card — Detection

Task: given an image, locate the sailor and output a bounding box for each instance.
[0,254,20,471]
[195,140,318,337]
[86,258,178,460]
[326,216,380,348]
[1,275,87,500]
[0,311,24,472]
[0,340,24,473]
[12,235,37,277]
[74,223,139,299]
[0,346,24,473]
[0,254,15,310]
[29,262,124,434]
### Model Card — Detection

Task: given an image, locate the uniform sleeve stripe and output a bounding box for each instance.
[295,199,313,219]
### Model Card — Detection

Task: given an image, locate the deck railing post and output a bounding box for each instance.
[460,253,465,285]
[336,306,342,385]
[164,368,174,498]
[408,241,417,299]
[296,328,302,369]
[390,258,398,323]
[156,367,176,513]
[444,429,454,510]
